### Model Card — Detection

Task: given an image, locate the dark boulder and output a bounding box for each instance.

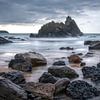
[82,66,96,78]
[9,59,32,72]
[0,71,26,84]
[0,77,27,100]
[0,36,12,44]
[55,78,70,94]
[9,52,47,72]
[39,72,58,84]
[48,66,79,79]
[97,63,100,68]
[66,80,99,100]
[53,61,66,66]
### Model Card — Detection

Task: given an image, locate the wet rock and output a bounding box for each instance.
[0,77,27,100]
[68,54,82,64]
[9,52,47,72]
[66,80,99,100]
[97,63,100,68]
[89,42,100,50]
[55,78,70,94]
[39,72,58,84]
[84,52,94,57]
[0,71,26,84]
[82,66,96,78]
[80,62,86,67]
[53,61,66,66]
[60,47,74,50]
[48,66,79,79]
[15,52,47,66]
[9,59,32,72]
[84,41,100,45]
[23,82,55,100]
[0,36,12,44]
[54,94,72,100]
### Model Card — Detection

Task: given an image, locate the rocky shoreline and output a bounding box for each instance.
[0,40,100,100]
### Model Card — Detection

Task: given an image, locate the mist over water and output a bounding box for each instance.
[0,34,100,82]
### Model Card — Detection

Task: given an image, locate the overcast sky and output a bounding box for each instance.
[0,0,100,33]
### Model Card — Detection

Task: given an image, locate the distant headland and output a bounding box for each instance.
[0,30,9,34]
[30,16,83,38]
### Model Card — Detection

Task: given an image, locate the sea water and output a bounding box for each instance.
[0,34,100,82]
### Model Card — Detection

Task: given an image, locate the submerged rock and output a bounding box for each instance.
[0,77,27,100]
[23,82,55,100]
[9,52,47,72]
[0,36,12,44]
[0,71,26,84]
[48,66,79,79]
[59,47,74,50]
[30,16,83,38]
[66,80,99,100]
[39,72,58,84]
[53,61,66,66]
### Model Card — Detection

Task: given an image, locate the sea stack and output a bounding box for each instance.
[30,16,83,38]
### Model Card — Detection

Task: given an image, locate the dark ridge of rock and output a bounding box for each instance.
[0,77,27,100]
[84,41,100,45]
[0,30,9,34]
[66,80,100,100]
[30,16,83,38]
[39,72,58,84]
[0,71,26,84]
[0,36,12,44]
[48,66,79,79]
[84,41,100,50]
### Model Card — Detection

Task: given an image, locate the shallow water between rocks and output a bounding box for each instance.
[0,34,100,88]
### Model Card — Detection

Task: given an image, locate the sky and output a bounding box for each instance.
[0,0,100,33]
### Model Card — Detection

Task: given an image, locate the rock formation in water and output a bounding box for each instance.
[0,36,12,44]
[30,16,83,37]
[0,30,9,34]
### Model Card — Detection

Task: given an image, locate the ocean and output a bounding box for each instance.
[0,34,100,82]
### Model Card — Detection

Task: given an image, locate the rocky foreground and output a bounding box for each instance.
[30,16,83,38]
[0,48,100,100]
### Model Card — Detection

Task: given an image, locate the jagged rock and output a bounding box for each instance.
[0,71,26,84]
[23,82,55,100]
[68,54,82,64]
[97,63,100,68]
[39,72,58,84]
[66,80,99,100]
[53,61,66,66]
[0,36,12,44]
[55,78,70,94]
[48,66,79,79]
[9,52,47,72]
[0,77,27,100]
[30,16,83,38]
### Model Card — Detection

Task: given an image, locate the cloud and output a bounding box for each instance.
[0,0,100,24]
